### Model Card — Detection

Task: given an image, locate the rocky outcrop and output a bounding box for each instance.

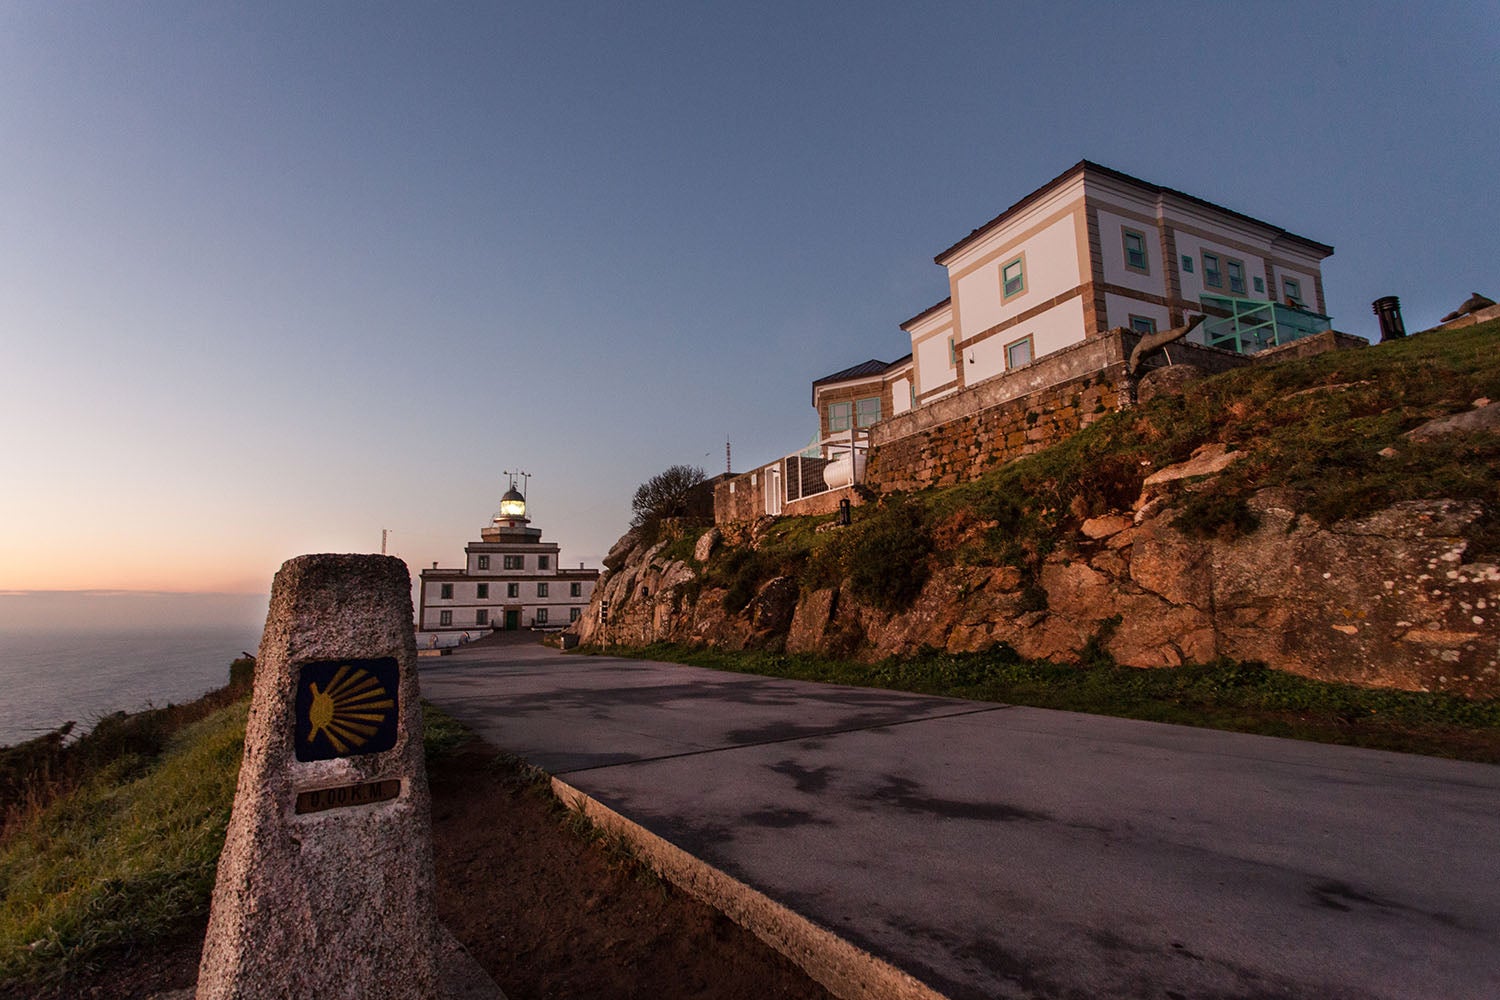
[574,487,1500,698]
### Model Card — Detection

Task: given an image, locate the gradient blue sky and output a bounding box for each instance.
[1,3,1495,615]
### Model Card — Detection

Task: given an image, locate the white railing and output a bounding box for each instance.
[763,428,870,515]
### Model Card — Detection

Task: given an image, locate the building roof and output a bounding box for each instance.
[900,296,952,331]
[810,355,912,406]
[933,159,1335,266]
[812,358,896,386]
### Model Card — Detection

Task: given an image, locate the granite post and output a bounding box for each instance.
[196,554,440,1000]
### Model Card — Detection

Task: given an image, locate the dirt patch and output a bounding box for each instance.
[431,739,832,999]
[1,736,832,1000]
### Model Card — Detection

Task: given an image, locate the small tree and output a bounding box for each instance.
[631,464,707,542]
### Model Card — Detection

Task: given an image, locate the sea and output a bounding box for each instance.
[0,626,264,747]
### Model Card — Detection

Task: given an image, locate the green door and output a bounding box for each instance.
[504,610,520,631]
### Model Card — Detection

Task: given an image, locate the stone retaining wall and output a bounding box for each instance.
[867,367,1125,492]
[713,326,1359,522]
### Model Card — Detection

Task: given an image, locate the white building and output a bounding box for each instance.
[416,486,599,642]
[903,160,1334,406]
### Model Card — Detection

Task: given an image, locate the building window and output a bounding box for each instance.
[476,609,488,626]
[1181,254,1194,273]
[1226,259,1246,295]
[1122,228,1149,273]
[855,397,881,427]
[476,583,488,599]
[440,583,453,600]
[507,583,519,598]
[1253,276,1265,294]
[1283,277,1303,306]
[538,555,550,570]
[570,582,582,597]
[1129,315,1158,334]
[570,607,581,623]
[537,582,549,597]
[1202,253,1222,288]
[1005,335,1033,370]
[439,610,452,626]
[828,401,852,432]
[1001,256,1026,299]
[477,555,489,570]
[503,555,523,570]
[535,608,549,625]
[948,336,958,368]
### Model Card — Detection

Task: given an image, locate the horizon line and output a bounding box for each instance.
[0,589,271,598]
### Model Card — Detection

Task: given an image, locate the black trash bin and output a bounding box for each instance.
[1373,296,1406,341]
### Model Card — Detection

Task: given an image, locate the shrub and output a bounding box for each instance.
[846,500,931,611]
[630,465,706,544]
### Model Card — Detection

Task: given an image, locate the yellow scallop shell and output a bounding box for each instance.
[306,664,395,753]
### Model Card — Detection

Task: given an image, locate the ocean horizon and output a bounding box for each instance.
[0,625,264,747]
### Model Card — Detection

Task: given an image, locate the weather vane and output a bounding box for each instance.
[503,469,531,499]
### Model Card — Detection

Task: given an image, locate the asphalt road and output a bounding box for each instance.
[419,640,1500,1000]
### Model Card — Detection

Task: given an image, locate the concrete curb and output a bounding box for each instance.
[550,776,947,1000]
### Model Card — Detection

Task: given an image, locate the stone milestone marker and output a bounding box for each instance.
[197,554,439,1000]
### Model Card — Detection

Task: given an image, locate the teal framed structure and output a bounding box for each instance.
[1198,294,1332,354]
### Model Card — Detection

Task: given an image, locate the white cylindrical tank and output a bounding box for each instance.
[822,453,867,490]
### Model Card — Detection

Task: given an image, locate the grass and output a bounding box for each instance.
[0,701,248,984]
[684,320,1500,614]
[583,642,1500,764]
[0,683,485,988]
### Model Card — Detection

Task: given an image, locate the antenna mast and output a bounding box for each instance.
[503,469,531,499]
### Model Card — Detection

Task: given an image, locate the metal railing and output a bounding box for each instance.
[1196,294,1333,354]
[760,429,870,516]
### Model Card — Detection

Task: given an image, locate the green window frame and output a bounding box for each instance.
[1181,254,1194,273]
[1122,228,1149,273]
[1129,314,1157,334]
[1253,276,1265,294]
[1002,256,1026,299]
[1282,277,1303,306]
[828,400,853,432]
[1203,253,1222,288]
[855,396,881,427]
[1005,335,1033,369]
[1226,258,1246,295]
[948,336,958,367]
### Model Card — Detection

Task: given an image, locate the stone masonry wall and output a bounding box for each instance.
[867,366,1126,492]
[714,468,768,525]
[714,327,1357,523]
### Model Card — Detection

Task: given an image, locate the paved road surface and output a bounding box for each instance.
[420,640,1500,1000]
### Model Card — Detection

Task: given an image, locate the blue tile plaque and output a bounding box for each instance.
[294,657,399,761]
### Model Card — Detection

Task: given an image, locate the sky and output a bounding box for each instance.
[1,2,1495,623]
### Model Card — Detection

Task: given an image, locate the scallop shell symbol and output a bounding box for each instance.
[306,664,396,754]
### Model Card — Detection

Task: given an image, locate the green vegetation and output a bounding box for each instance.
[0,668,471,989]
[629,464,707,545]
[587,642,1500,763]
[678,320,1500,612]
[0,701,247,984]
